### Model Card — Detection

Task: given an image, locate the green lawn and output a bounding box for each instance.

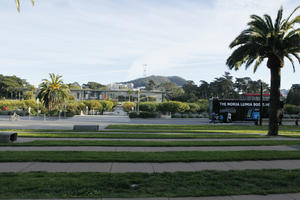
[1,170,300,198]
[106,124,300,131]
[1,151,300,162]
[4,140,300,147]
[18,132,265,139]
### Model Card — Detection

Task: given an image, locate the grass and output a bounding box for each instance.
[1,151,300,162]
[18,132,266,139]
[1,169,300,198]
[106,124,300,131]
[4,140,300,147]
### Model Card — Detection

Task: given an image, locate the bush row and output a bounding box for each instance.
[0,100,116,116]
[123,100,209,114]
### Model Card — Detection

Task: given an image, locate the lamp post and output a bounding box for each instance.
[36,98,40,119]
[137,89,140,113]
[260,81,263,126]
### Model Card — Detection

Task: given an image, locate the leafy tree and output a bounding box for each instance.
[286,84,300,106]
[22,91,34,100]
[226,6,300,136]
[145,80,156,90]
[198,80,210,99]
[127,89,133,102]
[0,74,34,99]
[67,82,81,90]
[158,82,184,100]
[122,101,135,112]
[37,73,70,111]
[210,72,238,99]
[82,82,106,90]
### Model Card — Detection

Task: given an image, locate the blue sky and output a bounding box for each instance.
[0,0,299,89]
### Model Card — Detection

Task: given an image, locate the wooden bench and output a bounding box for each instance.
[73,125,99,131]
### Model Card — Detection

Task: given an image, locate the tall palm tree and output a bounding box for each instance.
[37,73,70,111]
[15,0,34,12]
[226,6,300,136]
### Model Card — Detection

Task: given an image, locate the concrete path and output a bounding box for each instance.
[2,160,300,172]
[1,145,299,152]
[0,115,256,130]
[10,192,300,199]
[17,137,300,142]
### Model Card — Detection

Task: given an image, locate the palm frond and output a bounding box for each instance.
[264,14,274,31]
[286,54,296,72]
[253,57,264,72]
[275,6,283,32]
[15,0,20,12]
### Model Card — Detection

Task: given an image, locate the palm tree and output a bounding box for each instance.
[226,6,300,136]
[37,73,70,111]
[15,0,34,12]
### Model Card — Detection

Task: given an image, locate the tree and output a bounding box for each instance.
[286,84,300,106]
[15,0,34,12]
[199,80,210,99]
[0,74,34,99]
[127,89,133,102]
[37,73,70,111]
[67,82,81,90]
[226,6,300,136]
[82,82,106,90]
[209,72,237,99]
[146,80,156,90]
[158,82,184,100]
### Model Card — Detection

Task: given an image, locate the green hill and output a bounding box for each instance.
[122,75,187,88]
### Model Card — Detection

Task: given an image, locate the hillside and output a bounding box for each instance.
[121,75,187,88]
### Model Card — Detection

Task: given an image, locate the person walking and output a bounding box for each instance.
[227,112,232,123]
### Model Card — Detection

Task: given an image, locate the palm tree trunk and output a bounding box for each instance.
[268,65,281,136]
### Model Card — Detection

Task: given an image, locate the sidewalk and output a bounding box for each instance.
[11,192,300,199]
[2,160,300,172]
[0,145,298,152]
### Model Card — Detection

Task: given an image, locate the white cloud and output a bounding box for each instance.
[0,0,299,88]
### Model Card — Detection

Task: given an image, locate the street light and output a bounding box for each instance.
[259,80,263,126]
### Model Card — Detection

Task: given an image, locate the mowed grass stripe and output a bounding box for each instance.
[1,170,300,198]
[4,140,300,147]
[1,151,300,162]
[18,132,265,139]
[106,124,300,131]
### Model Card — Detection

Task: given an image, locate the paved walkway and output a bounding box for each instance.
[2,160,300,172]
[17,137,300,142]
[11,192,300,199]
[1,145,298,152]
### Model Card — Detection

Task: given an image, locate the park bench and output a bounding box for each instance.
[73,125,99,131]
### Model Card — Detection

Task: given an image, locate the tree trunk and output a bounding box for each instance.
[268,59,281,136]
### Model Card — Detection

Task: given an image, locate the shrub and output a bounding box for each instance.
[157,101,190,114]
[197,99,209,112]
[123,102,136,112]
[83,100,103,112]
[99,100,114,111]
[284,104,300,115]
[128,111,157,118]
[129,112,138,118]
[139,111,157,118]
[188,103,200,113]
[66,102,81,115]
[139,102,158,112]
